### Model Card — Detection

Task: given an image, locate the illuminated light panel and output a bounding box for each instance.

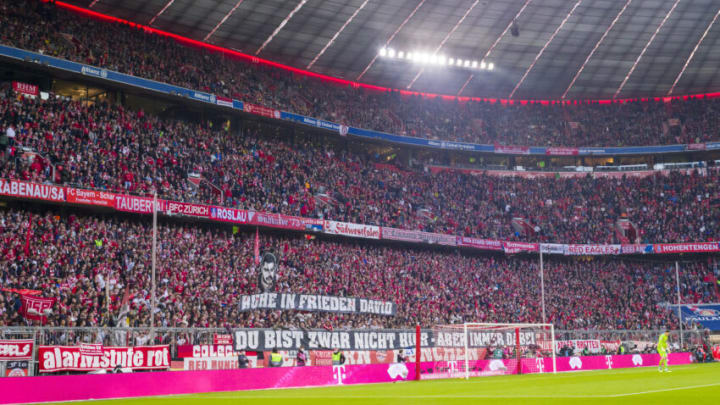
[203,0,246,42]
[562,0,633,99]
[509,0,583,99]
[407,0,480,89]
[668,6,720,95]
[307,0,370,69]
[256,0,308,55]
[461,0,534,98]
[614,0,681,99]
[148,0,176,26]
[356,0,427,81]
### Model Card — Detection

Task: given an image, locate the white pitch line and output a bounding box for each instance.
[208,382,720,400]
[606,381,720,397]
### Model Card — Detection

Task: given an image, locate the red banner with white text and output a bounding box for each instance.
[66,188,116,207]
[20,295,56,324]
[545,147,579,156]
[654,243,720,254]
[176,344,238,359]
[502,241,539,254]
[244,103,281,119]
[114,195,165,214]
[38,345,170,372]
[457,237,503,251]
[0,179,65,202]
[249,211,322,231]
[12,81,39,97]
[165,201,211,217]
[0,340,34,360]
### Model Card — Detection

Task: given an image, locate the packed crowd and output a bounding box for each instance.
[0,208,716,331]
[2,0,720,147]
[2,87,719,244]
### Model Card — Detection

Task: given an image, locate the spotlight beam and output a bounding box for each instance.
[668,6,720,95]
[484,0,533,60]
[356,0,427,81]
[204,0,246,42]
[407,0,480,89]
[256,0,308,55]
[614,0,681,99]
[307,0,370,69]
[509,0,583,99]
[562,0,632,99]
[457,74,474,96]
[148,0,176,26]
[459,0,533,102]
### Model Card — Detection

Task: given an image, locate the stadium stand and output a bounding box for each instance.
[1,87,719,244]
[0,207,715,333]
[1,0,720,148]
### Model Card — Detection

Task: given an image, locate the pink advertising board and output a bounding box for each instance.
[520,352,694,374]
[0,362,415,404]
[0,353,693,404]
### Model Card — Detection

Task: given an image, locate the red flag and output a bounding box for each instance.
[20,295,56,324]
[1,288,41,295]
[24,215,32,257]
[254,227,260,265]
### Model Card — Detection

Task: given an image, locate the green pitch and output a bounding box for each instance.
[56,363,719,405]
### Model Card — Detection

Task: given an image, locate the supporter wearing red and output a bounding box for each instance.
[2,0,720,148]
[0,207,714,335]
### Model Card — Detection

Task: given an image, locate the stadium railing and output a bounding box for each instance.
[0,327,705,376]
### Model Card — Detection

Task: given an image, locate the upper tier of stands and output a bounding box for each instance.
[2,0,720,148]
[2,88,719,244]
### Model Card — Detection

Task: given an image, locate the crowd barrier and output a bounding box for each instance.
[0,352,693,404]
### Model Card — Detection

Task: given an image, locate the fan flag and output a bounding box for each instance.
[20,295,56,324]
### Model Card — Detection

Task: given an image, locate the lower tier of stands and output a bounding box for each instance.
[1,205,717,330]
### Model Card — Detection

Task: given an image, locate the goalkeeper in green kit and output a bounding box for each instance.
[657,330,671,372]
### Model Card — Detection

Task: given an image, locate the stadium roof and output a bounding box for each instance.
[61,0,720,100]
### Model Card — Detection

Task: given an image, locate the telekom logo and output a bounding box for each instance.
[535,357,545,373]
[605,355,613,369]
[333,365,346,385]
